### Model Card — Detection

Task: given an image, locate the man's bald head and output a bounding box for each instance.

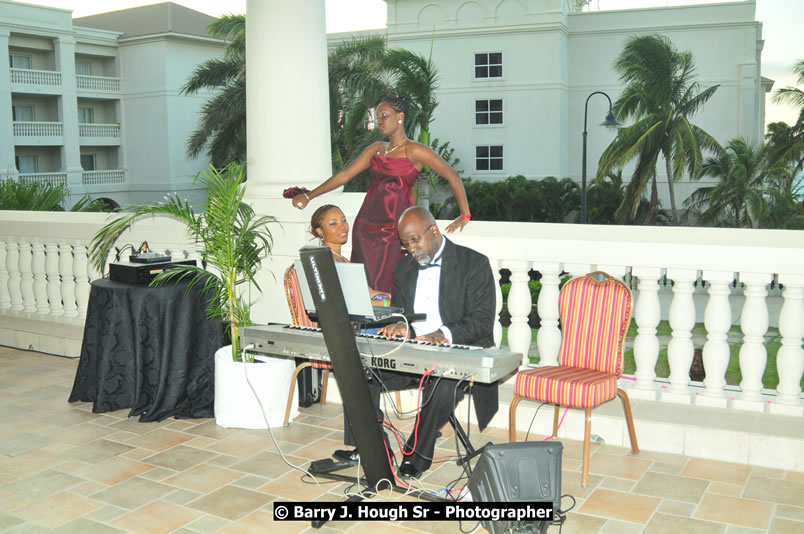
[398,206,435,228]
[398,206,442,266]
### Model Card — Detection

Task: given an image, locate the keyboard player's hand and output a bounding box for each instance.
[413,330,449,345]
[378,322,410,340]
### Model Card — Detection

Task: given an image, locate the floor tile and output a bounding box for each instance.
[124,429,196,451]
[90,477,175,510]
[162,463,245,493]
[578,489,660,524]
[186,485,273,521]
[587,452,652,480]
[769,518,804,534]
[12,491,102,528]
[743,476,804,507]
[656,499,696,517]
[694,494,773,530]
[47,517,126,534]
[682,457,752,485]
[111,500,201,533]
[3,469,84,500]
[631,471,709,503]
[61,438,135,464]
[78,456,155,485]
[141,444,218,471]
[642,512,726,534]
[774,504,804,523]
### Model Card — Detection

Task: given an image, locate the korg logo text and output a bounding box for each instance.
[371,356,396,369]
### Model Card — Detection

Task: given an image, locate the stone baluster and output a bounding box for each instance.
[534,262,561,367]
[505,260,532,368]
[73,242,90,318]
[7,240,22,311]
[492,259,504,348]
[663,268,697,403]
[31,240,49,314]
[45,242,63,315]
[59,242,78,317]
[631,267,662,398]
[733,273,770,412]
[770,274,804,415]
[18,240,35,313]
[0,240,10,310]
[696,271,733,407]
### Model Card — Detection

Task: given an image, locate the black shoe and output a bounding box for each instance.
[397,460,424,480]
[332,448,359,464]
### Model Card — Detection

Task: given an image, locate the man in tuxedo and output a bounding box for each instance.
[335,206,497,479]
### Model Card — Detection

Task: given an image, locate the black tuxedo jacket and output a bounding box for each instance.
[390,237,498,429]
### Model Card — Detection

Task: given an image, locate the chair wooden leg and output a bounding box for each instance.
[552,404,560,438]
[617,388,639,454]
[395,390,402,410]
[320,369,329,406]
[284,362,311,426]
[582,407,592,487]
[509,395,522,442]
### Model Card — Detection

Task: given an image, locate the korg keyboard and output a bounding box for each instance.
[240,324,522,384]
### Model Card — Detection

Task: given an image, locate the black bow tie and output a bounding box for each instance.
[419,251,443,270]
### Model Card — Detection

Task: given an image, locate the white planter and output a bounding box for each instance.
[214,345,299,429]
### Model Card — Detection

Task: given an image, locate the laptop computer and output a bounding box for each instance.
[294,260,404,322]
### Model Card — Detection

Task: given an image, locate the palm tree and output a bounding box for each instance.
[684,138,768,228]
[597,34,721,225]
[772,58,804,111]
[182,15,246,167]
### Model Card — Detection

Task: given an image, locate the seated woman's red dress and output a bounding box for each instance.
[350,154,419,293]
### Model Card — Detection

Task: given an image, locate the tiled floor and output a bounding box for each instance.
[1,346,803,534]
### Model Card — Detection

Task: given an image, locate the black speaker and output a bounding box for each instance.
[467,441,562,534]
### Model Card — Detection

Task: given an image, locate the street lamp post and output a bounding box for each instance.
[581,91,621,224]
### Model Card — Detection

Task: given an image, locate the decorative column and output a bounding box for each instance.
[534,262,561,367]
[0,30,17,179]
[733,273,769,412]
[6,240,22,311]
[505,260,532,368]
[54,36,82,188]
[770,274,804,416]
[18,240,35,312]
[630,267,661,398]
[59,242,77,318]
[662,268,697,404]
[31,240,49,314]
[694,271,733,407]
[492,259,503,349]
[0,240,9,310]
[73,242,90,318]
[45,241,63,316]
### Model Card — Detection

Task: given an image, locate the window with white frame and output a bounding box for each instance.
[474,52,502,79]
[476,145,503,171]
[12,105,34,121]
[15,155,38,174]
[75,60,92,75]
[78,107,95,124]
[475,99,503,125]
[9,54,32,69]
[80,154,96,171]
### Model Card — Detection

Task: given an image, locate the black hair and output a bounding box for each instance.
[310,204,341,239]
[379,94,411,118]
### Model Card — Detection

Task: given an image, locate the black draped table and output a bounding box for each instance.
[69,278,225,422]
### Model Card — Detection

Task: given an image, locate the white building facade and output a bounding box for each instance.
[330,0,768,208]
[0,1,224,209]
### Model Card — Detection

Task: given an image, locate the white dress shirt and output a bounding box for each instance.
[411,238,453,343]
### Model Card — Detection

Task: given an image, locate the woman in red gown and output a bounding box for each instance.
[291,95,471,293]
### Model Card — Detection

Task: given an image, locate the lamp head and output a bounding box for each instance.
[601,110,622,129]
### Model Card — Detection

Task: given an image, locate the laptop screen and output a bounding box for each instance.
[294,260,378,321]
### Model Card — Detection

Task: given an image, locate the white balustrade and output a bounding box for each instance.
[19,173,67,186]
[492,259,503,348]
[698,271,733,406]
[771,274,804,415]
[59,243,78,318]
[18,240,35,313]
[13,121,64,137]
[76,74,121,92]
[0,241,9,310]
[631,267,662,394]
[10,67,61,86]
[7,241,23,311]
[78,123,121,138]
[505,260,532,367]
[31,241,49,314]
[82,170,125,185]
[73,244,90,319]
[665,269,698,402]
[534,262,561,367]
[735,273,770,411]
[45,242,63,316]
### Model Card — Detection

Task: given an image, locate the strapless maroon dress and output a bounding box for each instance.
[351,154,419,293]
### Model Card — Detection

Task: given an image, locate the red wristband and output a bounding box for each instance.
[460,213,471,220]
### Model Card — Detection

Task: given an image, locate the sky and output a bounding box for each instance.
[17,0,803,128]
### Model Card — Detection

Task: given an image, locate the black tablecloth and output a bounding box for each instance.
[69,278,225,422]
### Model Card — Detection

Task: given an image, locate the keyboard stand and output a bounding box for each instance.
[448,413,493,467]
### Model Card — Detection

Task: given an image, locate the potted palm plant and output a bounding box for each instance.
[89,163,293,428]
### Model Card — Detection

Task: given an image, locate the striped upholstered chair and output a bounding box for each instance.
[509,272,639,486]
[283,264,332,425]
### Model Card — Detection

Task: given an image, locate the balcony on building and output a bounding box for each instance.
[13,146,66,186]
[11,94,63,145]
[74,53,121,96]
[79,147,125,186]
[8,41,61,95]
[77,100,121,145]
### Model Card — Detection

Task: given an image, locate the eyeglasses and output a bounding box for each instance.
[400,224,435,251]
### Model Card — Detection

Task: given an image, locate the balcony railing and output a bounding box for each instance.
[76,75,121,92]
[16,172,68,186]
[13,121,64,137]
[78,123,120,139]
[82,170,125,185]
[10,67,62,87]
